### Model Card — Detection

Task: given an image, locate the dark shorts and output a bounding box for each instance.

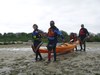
[34,41,41,48]
[47,40,57,51]
[79,36,86,42]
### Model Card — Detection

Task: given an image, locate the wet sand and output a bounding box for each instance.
[0,42,100,75]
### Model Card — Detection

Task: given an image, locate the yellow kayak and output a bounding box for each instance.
[39,40,79,53]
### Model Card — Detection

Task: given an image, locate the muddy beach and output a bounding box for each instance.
[0,42,100,75]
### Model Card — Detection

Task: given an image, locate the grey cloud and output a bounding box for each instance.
[0,0,100,34]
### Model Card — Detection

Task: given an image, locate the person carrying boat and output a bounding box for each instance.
[47,20,64,62]
[31,24,43,61]
[70,33,77,42]
[79,24,89,51]
[70,32,78,51]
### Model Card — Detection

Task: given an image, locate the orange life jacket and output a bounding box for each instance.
[48,28,55,37]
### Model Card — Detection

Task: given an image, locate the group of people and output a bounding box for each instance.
[70,24,89,51]
[31,20,89,62]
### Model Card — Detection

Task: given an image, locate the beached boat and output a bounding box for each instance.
[39,40,79,53]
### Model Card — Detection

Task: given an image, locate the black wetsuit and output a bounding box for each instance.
[32,29,43,61]
[47,26,64,61]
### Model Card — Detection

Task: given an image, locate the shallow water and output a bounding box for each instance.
[81,42,100,52]
[0,42,100,52]
[0,47,31,51]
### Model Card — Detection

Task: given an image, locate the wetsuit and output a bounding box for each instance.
[47,26,64,61]
[70,33,77,50]
[32,29,43,61]
[79,28,89,51]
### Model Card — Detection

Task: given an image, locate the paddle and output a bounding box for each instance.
[32,42,43,53]
[34,42,43,52]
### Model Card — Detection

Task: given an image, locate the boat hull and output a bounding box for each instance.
[39,42,77,53]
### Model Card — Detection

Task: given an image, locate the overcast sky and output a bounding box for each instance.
[0,0,100,34]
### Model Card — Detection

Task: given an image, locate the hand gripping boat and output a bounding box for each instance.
[39,40,79,53]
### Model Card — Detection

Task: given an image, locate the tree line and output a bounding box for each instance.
[0,32,32,45]
[0,31,100,45]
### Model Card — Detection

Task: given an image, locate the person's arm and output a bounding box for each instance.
[38,29,48,37]
[86,29,89,36]
[84,28,89,38]
[54,28,64,41]
[86,29,90,39]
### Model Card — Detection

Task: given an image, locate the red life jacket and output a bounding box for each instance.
[70,33,77,42]
[48,28,55,37]
[74,34,77,41]
[79,28,85,35]
[70,35,74,40]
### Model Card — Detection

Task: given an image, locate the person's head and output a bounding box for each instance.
[33,24,38,30]
[70,32,73,35]
[70,32,74,37]
[50,20,55,27]
[81,24,84,28]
